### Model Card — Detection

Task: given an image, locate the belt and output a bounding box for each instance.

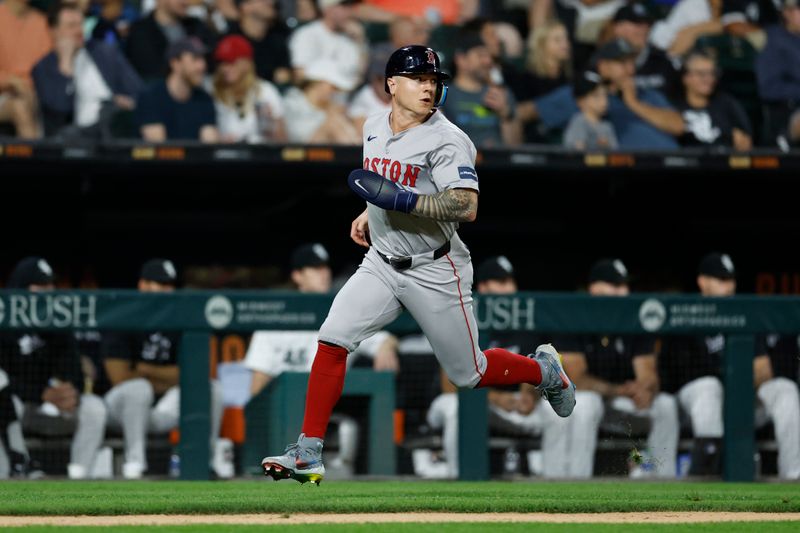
[378,241,451,271]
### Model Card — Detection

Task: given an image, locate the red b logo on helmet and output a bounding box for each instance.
[426,50,436,65]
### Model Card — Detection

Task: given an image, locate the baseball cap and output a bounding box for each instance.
[166,37,207,62]
[589,259,629,285]
[573,70,603,99]
[782,0,799,7]
[304,60,355,91]
[698,253,736,280]
[613,2,654,24]
[592,38,637,63]
[214,35,253,63]
[7,257,54,289]
[475,256,515,283]
[140,259,178,285]
[291,243,330,270]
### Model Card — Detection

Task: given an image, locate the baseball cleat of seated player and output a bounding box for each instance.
[262,433,325,485]
[531,343,576,418]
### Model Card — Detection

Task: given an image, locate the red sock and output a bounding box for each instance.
[476,348,542,387]
[301,342,348,439]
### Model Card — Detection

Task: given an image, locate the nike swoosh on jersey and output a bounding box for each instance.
[367,135,377,141]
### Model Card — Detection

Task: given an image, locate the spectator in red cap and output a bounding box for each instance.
[209,35,286,143]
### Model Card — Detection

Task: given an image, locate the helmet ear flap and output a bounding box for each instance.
[435,82,448,107]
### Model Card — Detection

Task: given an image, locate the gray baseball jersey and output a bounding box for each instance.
[362,110,480,257]
[318,109,488,388]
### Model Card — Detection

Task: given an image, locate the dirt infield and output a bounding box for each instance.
[1,513,799,526]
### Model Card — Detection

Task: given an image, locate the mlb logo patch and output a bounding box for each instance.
[458,166,478,181]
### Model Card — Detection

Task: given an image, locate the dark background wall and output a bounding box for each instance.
[2,145,798,294]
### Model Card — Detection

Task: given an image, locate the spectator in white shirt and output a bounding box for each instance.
[210,35,287,143]
[288,0,365,91]
[283,60,361,144]
[649,0,723,57]
[32,3,142,138]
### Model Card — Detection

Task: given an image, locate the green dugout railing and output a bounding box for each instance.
[1,290,797,481]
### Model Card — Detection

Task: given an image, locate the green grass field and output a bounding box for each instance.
[0,480,798,532]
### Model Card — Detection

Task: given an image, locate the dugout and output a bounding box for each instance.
[0,289,795,482]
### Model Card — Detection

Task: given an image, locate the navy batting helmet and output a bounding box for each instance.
[384,45,450,107]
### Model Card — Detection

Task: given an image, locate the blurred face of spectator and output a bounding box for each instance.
[578,85,609,117]
[784,6,800,32]
[387,73,438,116]
[306,79,338,105]
[598,57,635,87]
[477,278,517,295]
[544,24,570,63]
[683,56,717,98]
[241,0,275,22]
[480,22,502,59]
[613,21,650,51]
[161,0,188,19]
[296,0,318,22]
[588,281,629,296]
[54,7,85,49]
[219,58,252,85]
[138,280,176,293]
[697,275,736,297]
[171,52,206,87]
[390,17,430,48]
[456,45,493,85]
[325,4,353,32]
[292,266,332,293]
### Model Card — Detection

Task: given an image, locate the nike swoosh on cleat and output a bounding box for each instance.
[367,135,377,141]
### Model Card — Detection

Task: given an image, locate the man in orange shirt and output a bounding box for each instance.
[355,0,475,26]
[0,0,52,138]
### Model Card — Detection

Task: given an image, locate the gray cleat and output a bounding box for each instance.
[261,433,325,485]
[531,343,576,417]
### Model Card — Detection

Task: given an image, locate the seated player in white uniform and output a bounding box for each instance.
[554,259,678,479]
[419,256,547,478]
[662,253,799,479]
[245,243,399,477]
[101,259,226,479]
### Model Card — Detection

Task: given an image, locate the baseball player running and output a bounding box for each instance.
[262,45,576,485]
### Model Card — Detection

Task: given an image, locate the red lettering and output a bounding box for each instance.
[402,165,420,187]
[371,158,379,172]
[389,161,401,182]
[363,157,369,169]
[381,158,391,176]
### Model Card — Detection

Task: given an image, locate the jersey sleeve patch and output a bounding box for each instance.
[458,166,479,182]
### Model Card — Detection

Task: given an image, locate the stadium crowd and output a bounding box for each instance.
[1,0,800,148]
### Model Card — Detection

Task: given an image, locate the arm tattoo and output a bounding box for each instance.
[411,188,477,222]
